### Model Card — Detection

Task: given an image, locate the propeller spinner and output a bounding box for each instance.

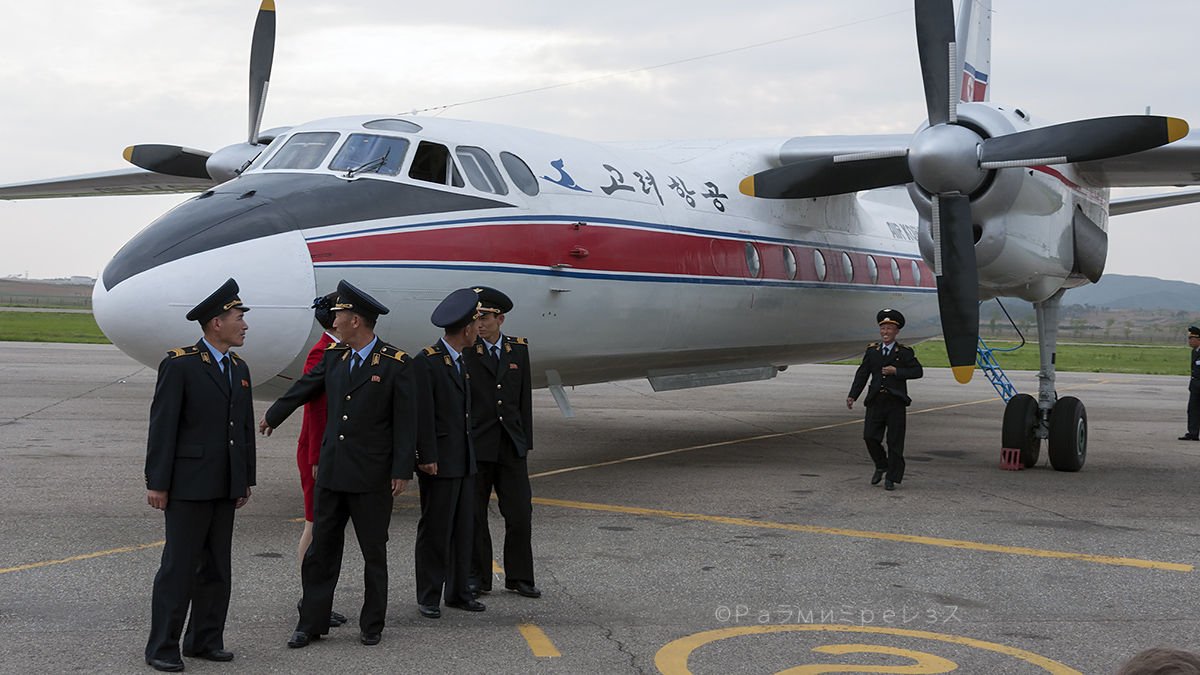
[739,0,1188,383]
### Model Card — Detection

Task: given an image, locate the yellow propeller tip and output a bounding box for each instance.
[260,0,275,11]
[951,365,974,384]
[122,146,134,162]
[738,175,756,197]
[1167,117,1190,143]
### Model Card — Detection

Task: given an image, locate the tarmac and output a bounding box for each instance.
[1,341,1198,674]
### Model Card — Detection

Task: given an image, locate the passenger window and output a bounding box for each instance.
[264,132,340,170]
[409,141,464,187]
[500,151,539,196]
[455,146,509,195]
[329,134,409,176]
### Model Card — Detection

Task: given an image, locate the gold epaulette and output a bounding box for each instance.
[506,335,528,345]
[167,345,200,359]
[423,345,439,356]
[380,345,408,362]
[326,341,349,351]
[868,342,879,349]
[896,342,910,350]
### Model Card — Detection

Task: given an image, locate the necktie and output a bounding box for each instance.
[882,346,890,357]
[349,353,361,378]
[456,354,465,374]
[220,355,232,390]
[490,345,500,366]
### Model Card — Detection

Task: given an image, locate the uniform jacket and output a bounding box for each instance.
[464,334,533,460]
[1190,347,1200,393]
[145,341,256,500]
[848,341,924,407]
[414,341,476,478]
[296,333,335,468]
[265,337,417,492]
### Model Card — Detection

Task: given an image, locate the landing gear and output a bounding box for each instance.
[1048,396,1087,471]
[1002,393,1040,468]
[1000,289,1088,471]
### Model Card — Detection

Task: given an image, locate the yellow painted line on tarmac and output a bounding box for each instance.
[533,497,1192,573]
[0,541,164,575]
[493,559,504,574]
[518,623,561,658]
[655,624,1082,674]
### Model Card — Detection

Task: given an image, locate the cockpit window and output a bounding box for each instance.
[264,132,340,170]
[363,118,423,133]
[500,152,539,196]
[409,141,464,187]
[244,135,287,172]
[329,134,409,176]
[455,146,509,195]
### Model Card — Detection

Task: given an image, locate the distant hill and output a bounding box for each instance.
[1063,274,1200,311]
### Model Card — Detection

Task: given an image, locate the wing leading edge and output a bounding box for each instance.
[0,168,215,201]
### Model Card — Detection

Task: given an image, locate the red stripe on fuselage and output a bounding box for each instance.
[307,223,937,288]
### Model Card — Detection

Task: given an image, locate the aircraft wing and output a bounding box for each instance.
[0,168,215,200]
[1075,133,1200,188]
[1109,188,1200,216]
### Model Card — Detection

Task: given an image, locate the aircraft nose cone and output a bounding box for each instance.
[93,224,317,384]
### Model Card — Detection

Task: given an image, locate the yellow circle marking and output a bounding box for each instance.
[782,644,957,674]
[654,625,1082,675]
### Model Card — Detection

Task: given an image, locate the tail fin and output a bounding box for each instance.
[956,0,993,102]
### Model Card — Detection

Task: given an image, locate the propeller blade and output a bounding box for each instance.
[979,115,1189,169]
[914,0,957,126]
[247,0,276,145]
[931,194,979,384]
[122,144,212,179]
[739,153,912,200]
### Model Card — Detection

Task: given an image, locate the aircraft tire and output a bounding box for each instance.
[1048,396,1087,472]
[1002,393,1040,468]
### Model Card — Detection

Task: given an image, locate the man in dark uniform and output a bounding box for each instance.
[259,280,417,649]
[846,308,923,491]
[413,288,485,618]
[144,278,255,672]
[1180,325,1200,441]
[464,286,539,599]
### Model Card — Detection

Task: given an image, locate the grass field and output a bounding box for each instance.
[0,314,1191,376]
[0,312,109,344]
[833,339,1190,376]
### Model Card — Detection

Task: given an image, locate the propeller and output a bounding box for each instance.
[122,0,277,181]
[740,0,1189,383]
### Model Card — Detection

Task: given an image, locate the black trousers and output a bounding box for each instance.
[297,487,393,635]
[1188,385,1200,437]
[146,498,235,662]
[471,437,534,586]
[415,473,475,606]
[864,394,907,483]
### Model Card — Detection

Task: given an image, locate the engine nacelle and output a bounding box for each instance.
[911,104,1108,303]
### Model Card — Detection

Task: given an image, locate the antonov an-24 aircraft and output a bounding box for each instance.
[3,0,1199,473]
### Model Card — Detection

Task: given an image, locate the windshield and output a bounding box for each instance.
[264,132,340,170]
[329,134,409,176]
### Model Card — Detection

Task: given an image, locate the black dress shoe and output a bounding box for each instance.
[884,479,895,491]
[182,648,233,662]
[871,470,884,485]
[287,631,318,649]
[146,657,185,672]
[360,632,381,646]
[1179,435,1199,441]
[505,580,542,598]
[418,604,441,619]
[329,610,348,627]
[446,599,486,612]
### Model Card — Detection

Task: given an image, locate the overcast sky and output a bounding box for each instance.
[1,1,1198,284]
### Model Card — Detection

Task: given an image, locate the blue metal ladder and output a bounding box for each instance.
[977,337,1018,402]
[975,298,1026,403]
